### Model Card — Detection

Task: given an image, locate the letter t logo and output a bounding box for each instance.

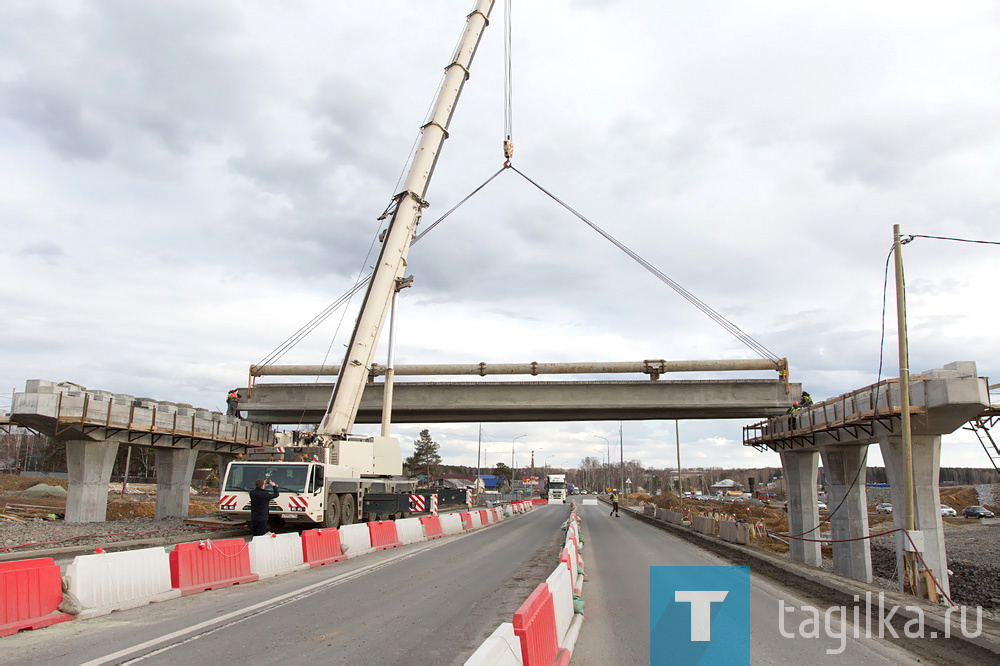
[675,591,729,641]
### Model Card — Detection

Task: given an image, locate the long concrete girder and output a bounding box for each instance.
[239,379,800,424]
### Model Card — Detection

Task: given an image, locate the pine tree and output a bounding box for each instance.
[404,429,441,479]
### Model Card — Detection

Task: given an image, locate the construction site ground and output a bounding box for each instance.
[625,484,1000,612]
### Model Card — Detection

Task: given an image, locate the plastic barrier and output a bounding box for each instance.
[369,520,404,550]
[545,565,574,648]
[478,509,491,525]
[65,546,179,619]
[301,528,347,566]
[419,515,446,539]
[440,512,465,535]
[512,584,570,666]
[169,539,258,596]
[460,512,475,533]
[463,622,523,666]
[492,508,502,522]
[559,547,579,583]
[395,517,425,545]
[248,532,309,579]
[531,498,547,506]
[338,523,375,558]
[503,504,513,518]
[581,498,598,506]
[470,511,483,529]
[547,499,564,505]
[0,558,73,637]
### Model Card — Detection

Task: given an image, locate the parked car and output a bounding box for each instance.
[875,503,893,514]
[940,505,957,517]
[963,506,995,519]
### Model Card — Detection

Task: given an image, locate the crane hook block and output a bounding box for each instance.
[503,139,514,164]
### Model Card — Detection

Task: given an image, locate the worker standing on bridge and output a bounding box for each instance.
[800,391,813,407]
[226,388,241,417]
[249,478,279,536]
[610,489,620,517]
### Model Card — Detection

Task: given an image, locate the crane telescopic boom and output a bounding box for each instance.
[319,0,496,438]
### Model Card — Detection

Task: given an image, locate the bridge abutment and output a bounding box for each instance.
[819,445,872,583]
[878,433,949,597]
[154,448,199,519]
[779,450,821,567]
[65,439,119,523]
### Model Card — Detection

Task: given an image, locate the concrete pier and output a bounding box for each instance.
[819,445,872,583]
[65,439,119,523]
[779,450,821,567]
[154,448,199,519]
[879,433,949,596]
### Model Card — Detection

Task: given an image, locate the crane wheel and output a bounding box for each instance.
[340,493,356,526]
[322,492,341,529]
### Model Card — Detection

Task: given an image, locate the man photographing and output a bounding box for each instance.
[249,478,279,536]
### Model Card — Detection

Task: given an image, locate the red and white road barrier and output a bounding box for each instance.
[64,546,180,619]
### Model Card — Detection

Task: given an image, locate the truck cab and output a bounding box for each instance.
[546,474,567,503]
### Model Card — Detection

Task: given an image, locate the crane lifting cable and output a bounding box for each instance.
[510,165,782,363]
[502,0,514,165]
[252,166,507,370]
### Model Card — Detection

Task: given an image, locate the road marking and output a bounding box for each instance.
[81,539,447,665]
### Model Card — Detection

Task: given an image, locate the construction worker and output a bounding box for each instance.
[249,478,279,536]
[800,391,814,407]
[226,389,241,417]
[610,489,620,517]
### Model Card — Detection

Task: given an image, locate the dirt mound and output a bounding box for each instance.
[105,499,220,520]
[22,483,68,499]
[940,486,982,511]
[0,475,69,492]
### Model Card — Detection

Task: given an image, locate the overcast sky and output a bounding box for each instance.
[2,0,998,474]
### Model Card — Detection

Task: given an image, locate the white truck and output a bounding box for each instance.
[546,474,567,503]
[218,0,495,530]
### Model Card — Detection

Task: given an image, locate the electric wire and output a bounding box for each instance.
[906,233,1000,246]
[779,246,894,539]
[509,166,781,363]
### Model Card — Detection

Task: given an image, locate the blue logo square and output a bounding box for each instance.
[650,566,751,665]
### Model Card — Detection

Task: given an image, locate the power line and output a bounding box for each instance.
[906,233,1000,246]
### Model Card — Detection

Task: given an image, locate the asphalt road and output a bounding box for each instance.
[1,505,570,665]
[574,504,919,665]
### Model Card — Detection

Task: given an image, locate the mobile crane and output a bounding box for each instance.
[219,0,495,529]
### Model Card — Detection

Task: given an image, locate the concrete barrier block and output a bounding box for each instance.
[248,533,308,579]
[338,523,374,558]
[643,505,655,516]
[395,517,424,545]
[548,499,564,505]
[582,498,598,506]
[440,512,465,536]
[65,546,180,620]
[545,565,574,648]
[654,508,665,520]
[463,622,522,666]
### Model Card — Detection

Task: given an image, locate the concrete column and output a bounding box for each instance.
[65,439,119,523]
[154,448,199,519]
[819,445,872,583]
[878,434,949,597]
[779,450,821,567]
[216,453,238,484]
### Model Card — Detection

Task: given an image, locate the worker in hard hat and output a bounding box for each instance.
[610,489,620,517]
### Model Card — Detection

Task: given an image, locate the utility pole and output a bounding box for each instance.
[676,419,682,512]
[893,223,919,596]
[476,423,482,480]
[619,422,624,495]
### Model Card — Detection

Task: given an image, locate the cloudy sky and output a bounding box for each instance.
[2,0,998,474]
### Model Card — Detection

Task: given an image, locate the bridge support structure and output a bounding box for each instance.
[65,439,119,523]
[748,362,990,597]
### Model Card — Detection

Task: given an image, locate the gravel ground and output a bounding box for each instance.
[869,522,1000,612]
[0,516,239,554]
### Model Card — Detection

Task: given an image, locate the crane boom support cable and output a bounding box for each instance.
[253,167,507,369]
[509,166,781,363]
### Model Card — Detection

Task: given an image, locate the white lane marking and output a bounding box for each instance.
[82,538,448,665]
[83,507,541,665]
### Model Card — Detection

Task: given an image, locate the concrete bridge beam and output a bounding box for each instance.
[778,449,821,567]
[819,445,872,583]
[65,439,119,523]
[878,434,949,597]
[154,448,199,519]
